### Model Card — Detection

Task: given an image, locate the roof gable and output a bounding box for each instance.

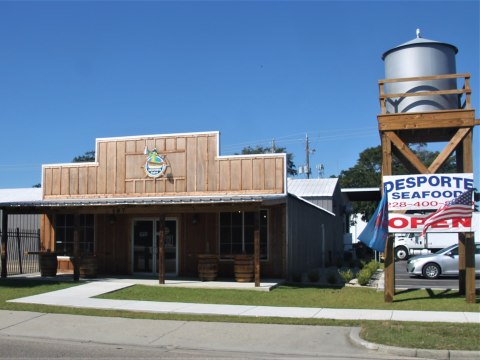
[287,178,339,197]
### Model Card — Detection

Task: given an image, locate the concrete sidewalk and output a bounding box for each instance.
[0,310,403,359]
[8,280,480,323]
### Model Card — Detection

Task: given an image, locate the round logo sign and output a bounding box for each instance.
[144,148,168,178]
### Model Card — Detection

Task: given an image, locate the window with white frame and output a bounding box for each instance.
[219,210,268,259]
[54,214,95,256]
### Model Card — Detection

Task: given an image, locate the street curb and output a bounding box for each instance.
[349,328,480,360]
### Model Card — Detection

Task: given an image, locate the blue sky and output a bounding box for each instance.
[0,0,478,189]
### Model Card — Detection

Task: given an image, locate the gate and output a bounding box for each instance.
[0,228,40,275]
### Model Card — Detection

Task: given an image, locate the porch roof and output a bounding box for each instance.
[0,193,287,212]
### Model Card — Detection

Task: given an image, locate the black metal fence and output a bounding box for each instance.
[0,228,40,275]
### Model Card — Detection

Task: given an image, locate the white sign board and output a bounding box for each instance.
[383,173,474,211]
[388,213,473,233]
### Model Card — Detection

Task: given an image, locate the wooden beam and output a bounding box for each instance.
[379,73,470,83]
[385,132,430,173]
[458,233,466,295]
[390,147,421,174]
[384,235,395,303]
[465,232,476,304]
[461,130,473,172]
[254,211,260,287]
[158,215,165,284]
[381,134,394,303]
[381,133,392,178]
[428,128,470,173]
[378,109,475,131]
[1,211,8,278]
[380,88,465,100]
[379,82,386,114]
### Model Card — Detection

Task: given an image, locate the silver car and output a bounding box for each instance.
[406,243,480,279]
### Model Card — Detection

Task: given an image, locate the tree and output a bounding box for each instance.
[339,144,457,222]
[239,145,297,176]
[73,150,95,162]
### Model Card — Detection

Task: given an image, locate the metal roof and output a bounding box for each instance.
[382,34,458,60]
[0,188,42,203]
[0,192,287,210]
[287,178,338,197]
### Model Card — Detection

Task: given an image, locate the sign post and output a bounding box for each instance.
[384,234,395,303]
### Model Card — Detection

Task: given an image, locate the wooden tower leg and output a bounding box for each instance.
[465,233,476,304]
[458,233,466,295]
[384,234,395,303]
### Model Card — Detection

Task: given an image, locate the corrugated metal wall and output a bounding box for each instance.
[301,197,333,212]
[287,195,343,278]
[0,211,40,232]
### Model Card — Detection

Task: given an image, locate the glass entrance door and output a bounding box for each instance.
[133,218,177,275]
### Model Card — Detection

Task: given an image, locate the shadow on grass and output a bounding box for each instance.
[282,282,345,290]
[0,278,70,288]
[394,288,480,303]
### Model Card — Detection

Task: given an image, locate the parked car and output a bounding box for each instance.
[406,243,480,279]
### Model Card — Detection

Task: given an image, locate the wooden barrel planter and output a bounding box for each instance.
[79,255,98,279]
[39,252,58,277]
[234,255,254,282]
[197,254,219,281]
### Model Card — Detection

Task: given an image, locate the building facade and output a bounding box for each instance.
[1,131,346,281]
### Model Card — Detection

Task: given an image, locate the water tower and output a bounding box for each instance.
[382,29,459,113]
[377,30,478,303]
[378,29,475,179]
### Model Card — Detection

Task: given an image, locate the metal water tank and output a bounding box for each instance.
[382,30,458,113]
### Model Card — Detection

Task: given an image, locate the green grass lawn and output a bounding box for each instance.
[97,283,480,312]
[1,278,479,351]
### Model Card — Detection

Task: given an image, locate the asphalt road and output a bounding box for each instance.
[0,336,303,359]
[395,260,480,290]
[0,312,414,360]
[0,335,417,360]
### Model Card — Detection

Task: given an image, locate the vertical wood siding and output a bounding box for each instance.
[43,132,285,199]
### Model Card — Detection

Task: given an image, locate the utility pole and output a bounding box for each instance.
[304,134,315,179]
[271,138,276,153]
[305,134,310,179]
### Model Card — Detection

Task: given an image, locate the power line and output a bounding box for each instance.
[221,127,377,153]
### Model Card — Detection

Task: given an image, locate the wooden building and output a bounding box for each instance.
[0,131,345,282]
[287,178,347,266]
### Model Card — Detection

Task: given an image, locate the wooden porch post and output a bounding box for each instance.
[254,211,260,287]
[73,214,80,282]
[1,210,8,278]
[158,215,165,284]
